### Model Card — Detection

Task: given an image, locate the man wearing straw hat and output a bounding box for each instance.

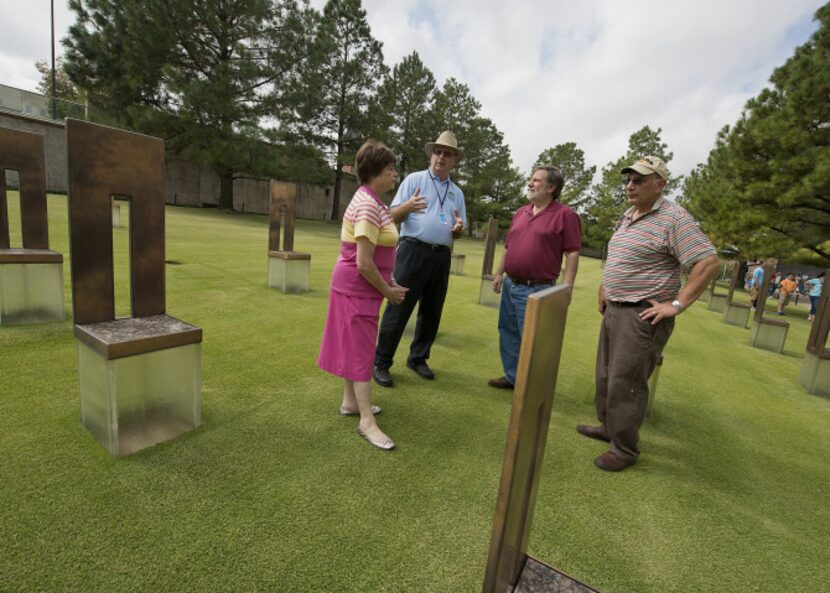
[577,156,719,472]
[372,131,467,387]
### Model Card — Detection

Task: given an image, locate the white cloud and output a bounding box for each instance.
[2,0,825,182]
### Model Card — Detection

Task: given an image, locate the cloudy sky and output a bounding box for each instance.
[1,0,825,181]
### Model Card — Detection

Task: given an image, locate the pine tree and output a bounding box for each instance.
[64,0,317,211]
[367,51,435,177]
[533,142,596,209]
[283,0,387,220]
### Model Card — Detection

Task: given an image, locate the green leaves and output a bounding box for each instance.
[534,143,596,209]
[682,4,830,265]
[64,0,321,210]
[582,126,677,248]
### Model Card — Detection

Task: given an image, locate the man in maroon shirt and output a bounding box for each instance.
[488,166,582,389]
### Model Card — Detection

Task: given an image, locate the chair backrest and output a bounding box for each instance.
[0,127,49,250]
[806,270,830,356]
[66,119,166,324]
[481,218,499,276]
[725,261,740,304]
[483,284,571,593]
[753,262,775,322]
[269,181,297,252]
[707,261,723,297]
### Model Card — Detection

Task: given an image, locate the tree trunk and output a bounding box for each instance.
[219,168,234,211]
[331,166,343,221]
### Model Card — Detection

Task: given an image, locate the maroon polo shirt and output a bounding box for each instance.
[503,201,582,282]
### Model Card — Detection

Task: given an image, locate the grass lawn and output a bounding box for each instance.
[1,194,828,593]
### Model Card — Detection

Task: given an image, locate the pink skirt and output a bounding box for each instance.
[317,288,383,382]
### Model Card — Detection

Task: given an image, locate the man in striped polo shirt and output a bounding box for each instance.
[577,156,719,472]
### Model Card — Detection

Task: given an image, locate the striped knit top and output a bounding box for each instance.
[340,187,397,247]
[603,197,716,303]
[330,186,398,299]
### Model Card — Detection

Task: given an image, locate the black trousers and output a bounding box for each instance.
[374,239,451,370]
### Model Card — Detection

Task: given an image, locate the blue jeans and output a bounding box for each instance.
[498,276,554,385]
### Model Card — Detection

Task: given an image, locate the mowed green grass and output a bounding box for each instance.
[1,193,828,593]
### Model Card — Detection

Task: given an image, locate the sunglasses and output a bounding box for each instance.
[433,149,456,158]
[623,176,656,186]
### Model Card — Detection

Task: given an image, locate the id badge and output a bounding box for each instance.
[439,212,448,225]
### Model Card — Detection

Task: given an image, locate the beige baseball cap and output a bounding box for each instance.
[621,155,670,179]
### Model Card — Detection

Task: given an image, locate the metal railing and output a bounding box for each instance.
[0,83,87,121]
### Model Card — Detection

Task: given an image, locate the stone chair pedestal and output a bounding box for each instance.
[750,318,789,354]
[723,302,751,328]
[0,249,64,325]
[268,251,311,293]
[479,274,499,308]
[75,314,202,456]
[450,253,465,276]
[708,293,727,313]
[645,356,663,419]
[798,351,830,398]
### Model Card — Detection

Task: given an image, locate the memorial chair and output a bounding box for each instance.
[750,262,789,354]
[706,261,727,313]
[723,261,751,328]
[798,269,830,397]
[0,127,65,325]
[478,218,500,308]
[66,119,202,457]
[267,180,310,293]
[450,250,466,276]
[483,283,604,593]
[111,197,123,228]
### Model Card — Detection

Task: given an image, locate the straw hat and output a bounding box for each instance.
[424,131,464,161]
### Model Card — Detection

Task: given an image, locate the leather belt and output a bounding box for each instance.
[401,237,450,252]
[508,275,554,287]
[608,300,650,308]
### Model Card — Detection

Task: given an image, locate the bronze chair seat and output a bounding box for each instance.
[0,248,63,264]
[267,250,310,260]
[74,314,202,360]
[758,316,789,328]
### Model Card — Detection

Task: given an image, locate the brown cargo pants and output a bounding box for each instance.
[595,302,675,461]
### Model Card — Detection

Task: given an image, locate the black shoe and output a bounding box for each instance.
[406,360,435,380]
[372,366,394,388]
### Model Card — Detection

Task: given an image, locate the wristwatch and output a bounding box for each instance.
[671,299,685,313]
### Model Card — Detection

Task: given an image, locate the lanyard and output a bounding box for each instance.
[429,174,450,210]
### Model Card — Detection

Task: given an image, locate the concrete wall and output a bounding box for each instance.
[0,112,368,220]
[0,111,68,193]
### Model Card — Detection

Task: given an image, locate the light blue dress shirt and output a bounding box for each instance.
[391,168,467,247]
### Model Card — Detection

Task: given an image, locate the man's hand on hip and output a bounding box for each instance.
[639,300,679,325]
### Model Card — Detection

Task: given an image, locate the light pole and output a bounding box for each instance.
[50,0,57,119]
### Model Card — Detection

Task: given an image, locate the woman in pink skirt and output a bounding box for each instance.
[318,140,407,450]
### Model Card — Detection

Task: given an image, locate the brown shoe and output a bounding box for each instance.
[487,376,514,389]
[594,451,635,472]
[576,424,610,442]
